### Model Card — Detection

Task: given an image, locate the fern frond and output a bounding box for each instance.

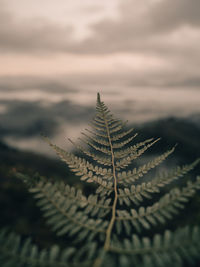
[92,116,125,130]
[92,94,130,143]
[110,128,134,142]
[114,137,154,158]
[116,176,200,233]
[27,178,108,241]
[81,131,110,147]
[118,158,200,205]
[107,120,124,130]
[112,134,138,149]
[43,137,113,183]
[115,138,161,168]
[0,228,98,267]
[86,128,108,139]
[79,132,137,157]
[16,93,199,267]
[90,119,124,133]
[41,140,115,193]
[117,146,176,184]
[95,183,114,197]
[79,138,112,155]
[89,122,108,133]
[109,123,126,134]
[54,182,112,216]
[110,226,200,267]
[69,140,112,166]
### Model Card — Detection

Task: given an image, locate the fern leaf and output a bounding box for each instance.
[117,146,176,184]
[116,176,200,233]
[81,131,110,147]
[108,120,124,130]
[110,226,200,267]
[0,228,97,267]
[68,140,112,166]
[115,138,161,168]
[43,137,113,184]
[42,141,114,189]
[95,184,114,197]
[92,116,124,131]
[89,122,108,133]
[54,182,112,217]
[85,128,108,139]
[28,179,108,241]
[118,159,200,205]
[5,93,200,267]
[111,128,134,142]
[114,137,154,158]
[109,123,126,134]
[112,133,138,149]
[79,138,112,155]
[90,119,123,133]
[93,94,129,142]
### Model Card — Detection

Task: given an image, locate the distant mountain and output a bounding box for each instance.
[135,116,200,165]
[189,113,200,129]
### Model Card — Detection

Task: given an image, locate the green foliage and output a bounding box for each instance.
[1,93,200,267]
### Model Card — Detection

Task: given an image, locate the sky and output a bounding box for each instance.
[0,0,200,154]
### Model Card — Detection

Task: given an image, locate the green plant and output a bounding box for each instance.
[1,93,200,267]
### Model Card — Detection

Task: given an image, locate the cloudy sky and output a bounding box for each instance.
[0,0,200,153]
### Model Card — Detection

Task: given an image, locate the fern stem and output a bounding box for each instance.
[102,108,118,251]
[94,97,118,267]
[94,97,119,267]
[103,147,118,251]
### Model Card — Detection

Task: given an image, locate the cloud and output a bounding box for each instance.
[79,4,105,14]
[0,70,200,108]
[75,0,200,55]
[0,0,200,55]
[150,0,200,31]
[0,76,77,93]
[0,3,74,53]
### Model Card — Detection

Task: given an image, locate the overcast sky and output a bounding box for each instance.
[1,0,200,90]
[0,0,200,153]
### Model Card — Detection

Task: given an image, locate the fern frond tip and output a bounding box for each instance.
[97,92,101,102]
